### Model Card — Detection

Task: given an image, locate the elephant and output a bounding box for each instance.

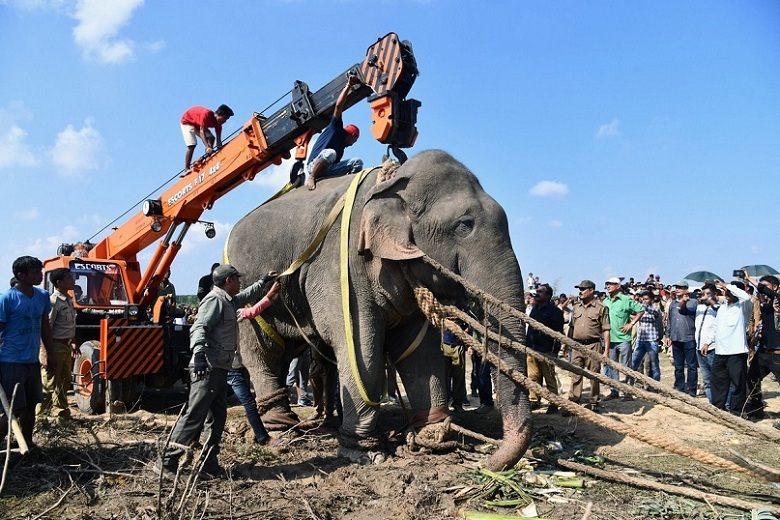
[226,149,531,470]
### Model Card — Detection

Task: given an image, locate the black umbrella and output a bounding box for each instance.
[743,265,780,277]
[683,271,724,283]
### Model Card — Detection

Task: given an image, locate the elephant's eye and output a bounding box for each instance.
[454,215,475,238]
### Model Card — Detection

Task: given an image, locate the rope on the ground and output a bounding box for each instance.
[420,255,780,445]
[406,417,463,452]
[413,284,780,482]
[554,458,780,515]
[255,388,288,416]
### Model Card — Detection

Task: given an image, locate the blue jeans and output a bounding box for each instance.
[607,341,632,396]
[696,348,716,402]
[227,368,269,444]
[631,340,661,381]
[309,149,363,178]
[671,340,698,396]
[471,352,494,406]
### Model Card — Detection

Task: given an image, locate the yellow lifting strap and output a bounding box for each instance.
[340,168,381,406]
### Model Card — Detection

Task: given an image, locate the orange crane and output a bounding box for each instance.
[41,33,420,414]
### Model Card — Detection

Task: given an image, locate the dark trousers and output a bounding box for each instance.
[163,367,229,469]
[746,350,780,414]
[711,353,748,415]
[671,340,698,395]
[471,352,494,407]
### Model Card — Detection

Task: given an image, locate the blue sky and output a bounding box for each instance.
[1,0,779,297]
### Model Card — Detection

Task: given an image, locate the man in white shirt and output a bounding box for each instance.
[711,280,752,415]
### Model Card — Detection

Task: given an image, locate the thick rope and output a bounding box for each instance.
[413,284,780,482]
[555,459,780,515]
[420,255,780,445]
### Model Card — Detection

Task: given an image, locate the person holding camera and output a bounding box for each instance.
[711,280,752,416]
[741,271,780,419]
[664,280,699,397]
[679,283,719,402]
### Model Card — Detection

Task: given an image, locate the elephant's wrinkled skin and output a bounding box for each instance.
[228,150,531,470]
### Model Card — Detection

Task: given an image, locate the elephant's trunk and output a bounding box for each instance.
[468,256,532,471]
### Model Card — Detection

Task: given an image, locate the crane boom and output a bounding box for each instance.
[48,33,419,309]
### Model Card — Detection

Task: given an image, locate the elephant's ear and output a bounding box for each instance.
[358,183,423,260]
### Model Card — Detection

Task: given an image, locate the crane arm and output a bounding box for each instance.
[68,33,419,307]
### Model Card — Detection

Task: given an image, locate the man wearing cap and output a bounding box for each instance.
[564,280,610,414]
[305,74,363,190]
[156,265,279,479]
[664,280,699,396]
[602,277,645,401]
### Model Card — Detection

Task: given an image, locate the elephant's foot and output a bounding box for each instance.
[406,418,460,452]
[410,405,450,429]
[337,446,387,465]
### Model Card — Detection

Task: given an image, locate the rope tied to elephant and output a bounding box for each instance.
[419,255,780,445]
[411,281,780,482]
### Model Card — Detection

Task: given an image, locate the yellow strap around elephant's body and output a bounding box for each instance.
[340,168,381,406]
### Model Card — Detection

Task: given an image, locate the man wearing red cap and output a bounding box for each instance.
[305,74,363,190]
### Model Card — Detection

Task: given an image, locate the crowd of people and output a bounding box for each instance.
[523,271,780,428]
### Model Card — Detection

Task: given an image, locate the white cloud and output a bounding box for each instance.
[252,159,295,188]
[71,0,144,64]
[51,118,109,176]
[596,118,620,138]
[14,207,40,221]
[0,102,39,169]
[529,180,569,199]
[547,220,563,228]
[0,126,39,169]
[16,224,82,260]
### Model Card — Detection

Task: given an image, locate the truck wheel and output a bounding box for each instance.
[73,341,105,414]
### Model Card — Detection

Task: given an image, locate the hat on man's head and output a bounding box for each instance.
[344,124,360,138]
[575,279,596,289]
[672,280,689,288]
[212,264,243,284]
[605,277,621,285]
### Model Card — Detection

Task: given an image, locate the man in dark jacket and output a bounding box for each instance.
[526,284,564,413]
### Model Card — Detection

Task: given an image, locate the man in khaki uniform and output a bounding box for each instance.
[564,279,610,415]
[38,268,77,422]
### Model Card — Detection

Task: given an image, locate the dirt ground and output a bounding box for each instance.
[2,354,779,520]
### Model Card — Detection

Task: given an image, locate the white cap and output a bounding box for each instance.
[605,277,622,285]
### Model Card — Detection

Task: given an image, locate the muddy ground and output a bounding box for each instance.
[2,355,779,520]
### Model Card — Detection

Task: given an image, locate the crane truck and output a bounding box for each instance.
[41,33,420,414]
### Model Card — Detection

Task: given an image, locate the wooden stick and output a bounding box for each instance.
[0,382,29,454]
